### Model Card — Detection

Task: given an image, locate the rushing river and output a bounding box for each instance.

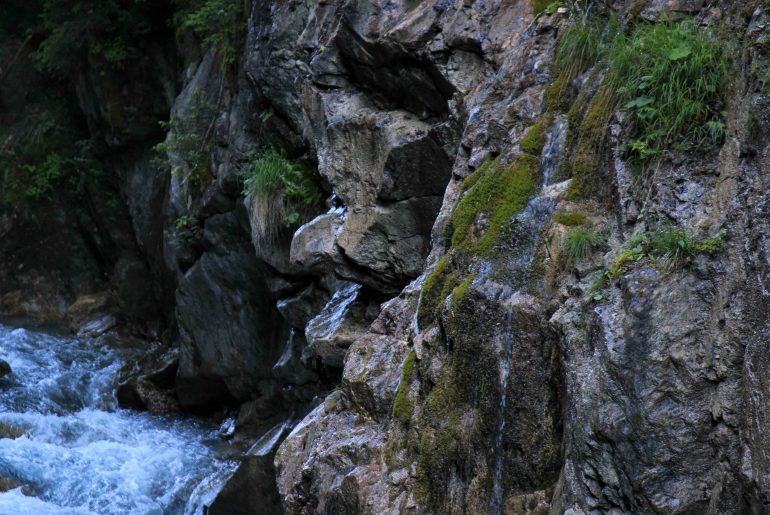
[0,321,237,514]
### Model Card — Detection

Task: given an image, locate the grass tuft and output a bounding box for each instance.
[562,227,603,265]
[607,20,728,155]
[241,147,323,247]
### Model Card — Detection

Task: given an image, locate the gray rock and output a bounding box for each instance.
[175,212,286,409]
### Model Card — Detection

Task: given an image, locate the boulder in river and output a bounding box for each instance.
[0,359,11,379]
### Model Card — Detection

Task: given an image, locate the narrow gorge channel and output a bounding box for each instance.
[4,0,770,513]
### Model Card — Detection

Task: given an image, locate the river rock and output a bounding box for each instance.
[0,359,11,379]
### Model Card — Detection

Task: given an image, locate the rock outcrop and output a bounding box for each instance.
[6,0,770,513]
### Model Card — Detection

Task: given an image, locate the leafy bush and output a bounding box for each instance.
[34,0,163,75]
[241,147,323,244]
[607,20,728,154]
[154,90,216,196]
[176,0,244,65]
[602,226,725,281]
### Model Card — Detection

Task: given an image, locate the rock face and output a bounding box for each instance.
[8,0,770,513]
[265,1,770,514]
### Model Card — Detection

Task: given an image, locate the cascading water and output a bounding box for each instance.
[490,117,567,512]
[0,321,237,514]
[492,305,515,514]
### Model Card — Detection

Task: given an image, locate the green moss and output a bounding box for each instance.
[520,115,552,156]
[566,85,617,199]
[544,70,574,113]
[552,212,589,226]
[693,234,725,254]
[416,373,464,508]
[450,273,477,310]
[447,156,539,257]
[392,350,417,425]
[545,15,604,114]
[418,257,454,328]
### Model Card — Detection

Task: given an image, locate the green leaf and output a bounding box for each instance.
[668,45,692,61]
[624,96,655,109]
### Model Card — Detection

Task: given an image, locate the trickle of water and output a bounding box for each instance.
[0,323,237,515]
[491,305,515,514]
[305,282,361,340]
[541,115,568,187]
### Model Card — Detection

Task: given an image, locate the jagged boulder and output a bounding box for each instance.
[175,211,286,410]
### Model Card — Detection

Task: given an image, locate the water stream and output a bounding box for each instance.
[0,321,237,514]
[492,305,515,514]
[490,117,567,511]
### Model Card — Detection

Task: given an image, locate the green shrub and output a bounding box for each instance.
[154,90,216,196]
[177,0,244,65]
[562,227,603,265]
[240,147,323,244]
[607,20,728,154]
[34,0,160,75]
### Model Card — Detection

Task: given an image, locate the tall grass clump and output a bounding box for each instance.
[241,147,322,245]
[562,227,603,266]
[607,20,728,156]
[545,12,605,112]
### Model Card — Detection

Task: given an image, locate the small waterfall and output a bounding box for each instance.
[488,129,564,510]
[492,304,515,514]
[305,282,361,342]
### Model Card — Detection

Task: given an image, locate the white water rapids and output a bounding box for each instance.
[0,321,237,514]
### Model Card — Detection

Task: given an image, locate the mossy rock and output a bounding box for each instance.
[520,115,553,156]
[552,212,590,227]
[447,155,539,257]
[392,350,417,426]
[418,257,457,329]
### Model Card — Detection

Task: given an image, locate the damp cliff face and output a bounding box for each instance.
[5,0,770,513]
[257,1,770,514]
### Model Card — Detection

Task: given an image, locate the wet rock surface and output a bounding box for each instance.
[6,0,770,513]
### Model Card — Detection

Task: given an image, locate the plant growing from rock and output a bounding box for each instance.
[176,0,244,66]
[608,20,729,156]
[591,226,725,294]
[240,147,323,246]
[154,90,216,197]
[562,227,604,266]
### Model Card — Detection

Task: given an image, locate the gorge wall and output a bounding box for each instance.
[3,0,770,513]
